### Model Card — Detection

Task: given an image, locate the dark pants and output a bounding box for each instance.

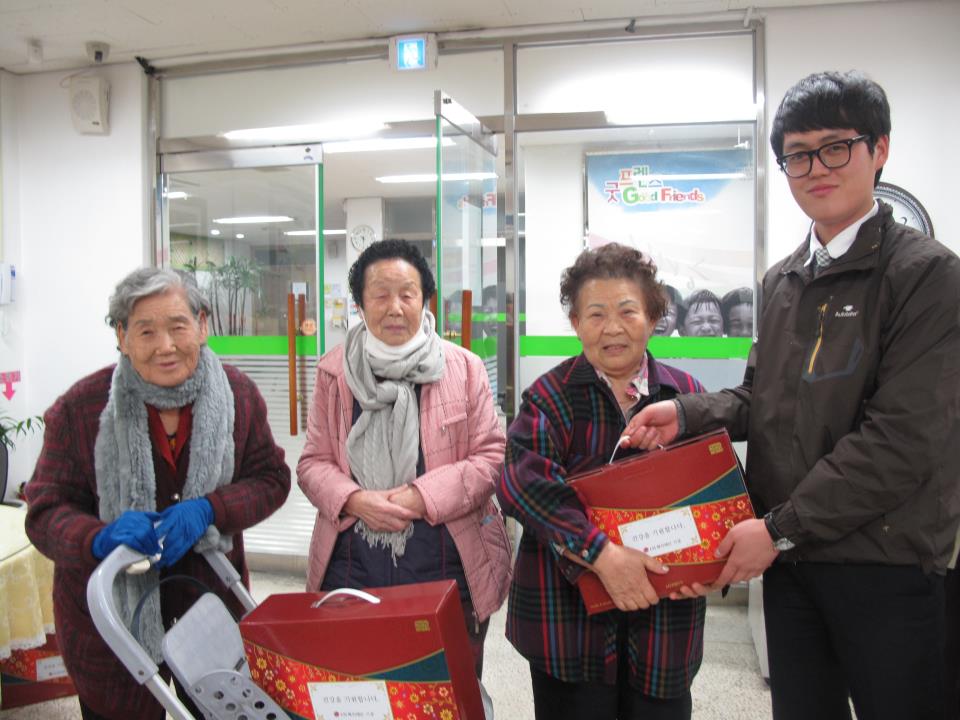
[530,614,691,720]
[944,566,960,719]
[530,667,691,720]
[764,562,946,720]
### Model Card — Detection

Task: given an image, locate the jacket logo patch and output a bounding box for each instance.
[835,304,859,319]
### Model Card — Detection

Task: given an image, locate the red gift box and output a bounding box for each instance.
[569,429,756,614]
[0,633,77,709]
[240,579,484,720]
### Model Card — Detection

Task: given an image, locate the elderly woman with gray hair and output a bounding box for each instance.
[25,268,290,720]
[298,239,511,678]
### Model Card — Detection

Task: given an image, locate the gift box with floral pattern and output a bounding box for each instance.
[570,429,756,614]
[240,580,484,720]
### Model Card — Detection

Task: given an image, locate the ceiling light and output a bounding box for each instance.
[222,121,386,143]
[375,172,497,184]
[235,233,245,239]
[163,191,189,200]
[323,137,454,154]
[283,229,348,237]
[213,216,294,224]
[210,229,221,236]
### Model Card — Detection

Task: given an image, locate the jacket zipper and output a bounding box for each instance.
[807,303,829,374]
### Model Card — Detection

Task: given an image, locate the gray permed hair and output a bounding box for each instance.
[106,268,212,329]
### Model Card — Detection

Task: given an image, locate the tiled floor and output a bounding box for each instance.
[0,573,773,719]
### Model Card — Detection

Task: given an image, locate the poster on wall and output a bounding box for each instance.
[585,149,755,338]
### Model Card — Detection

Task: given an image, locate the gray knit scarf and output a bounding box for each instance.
[94,346,235,662]
[343,310,445,561]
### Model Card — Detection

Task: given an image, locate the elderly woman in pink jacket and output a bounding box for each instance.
[297,239,511,676]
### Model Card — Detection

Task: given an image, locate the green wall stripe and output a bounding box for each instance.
[207,336,318,356]
[519,336,752,359]
[469,336,497,359]
[208,335,749,360]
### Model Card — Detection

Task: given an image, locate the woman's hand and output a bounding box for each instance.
[91,510,162,560]
[344,489,419,532]
[387,485,427,519]
[620,400,680,450]
[155,498,214,568]
[591,542,668,611]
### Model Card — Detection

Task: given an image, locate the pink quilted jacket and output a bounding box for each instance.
[297,340,512,622]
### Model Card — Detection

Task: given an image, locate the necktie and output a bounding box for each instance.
[813,246,832,276]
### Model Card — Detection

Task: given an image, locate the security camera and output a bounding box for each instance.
[85,42,110,64]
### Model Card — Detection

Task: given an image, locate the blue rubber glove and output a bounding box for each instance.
[92,510,162,560]
[155,498,214,568]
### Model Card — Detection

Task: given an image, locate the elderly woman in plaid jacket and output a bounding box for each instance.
[497,243,708,720]
[25,268,290,719]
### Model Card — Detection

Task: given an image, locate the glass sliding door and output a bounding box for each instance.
[161,148,323,440]
[435,91,504,411]
[160,146,322,557]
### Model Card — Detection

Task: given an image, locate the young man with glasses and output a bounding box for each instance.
[622,70,960,720]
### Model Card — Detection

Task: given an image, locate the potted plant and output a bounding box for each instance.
[1,415,44,504]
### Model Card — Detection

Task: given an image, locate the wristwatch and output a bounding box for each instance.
[764,512,796,552]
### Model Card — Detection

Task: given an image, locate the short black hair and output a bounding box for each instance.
[348,239,436,309]
[662,284,683,308]
[721,287,753,329]
[677,289,722,327]
[770,70,891,187]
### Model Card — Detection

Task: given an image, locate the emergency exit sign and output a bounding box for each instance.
[390,34,437,72]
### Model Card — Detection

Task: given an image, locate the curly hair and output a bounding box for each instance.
[347,239,437,309]
[559,243,667,324]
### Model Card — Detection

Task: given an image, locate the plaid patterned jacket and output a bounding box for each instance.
[24,364,290,718]
[497,352,707,697]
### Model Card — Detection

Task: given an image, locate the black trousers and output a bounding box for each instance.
[944,566,960,719]
[764,562,946,720]
[530,667,692,720]
[530,613,692,720]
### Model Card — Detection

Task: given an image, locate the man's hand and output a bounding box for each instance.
[708,518,779,588]
[591,542,668,611]
[344,489,418,532]
[620,400,680,450]
[387,485,427,519]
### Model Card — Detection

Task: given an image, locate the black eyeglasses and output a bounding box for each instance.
[777,134,871,178]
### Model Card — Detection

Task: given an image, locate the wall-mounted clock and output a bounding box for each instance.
[874,182,934,238]
[349,224,377,251]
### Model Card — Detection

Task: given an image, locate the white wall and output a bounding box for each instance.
[0,70,30,495]
[763,0,959,261]
[1,62,148,490]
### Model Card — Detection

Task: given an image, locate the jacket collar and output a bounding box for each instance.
[567,351,681,397]
[781,201,892,279]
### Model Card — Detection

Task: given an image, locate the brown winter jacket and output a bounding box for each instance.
[679,202,960,573]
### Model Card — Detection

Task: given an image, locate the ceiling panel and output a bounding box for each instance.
[0,0,886,74]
